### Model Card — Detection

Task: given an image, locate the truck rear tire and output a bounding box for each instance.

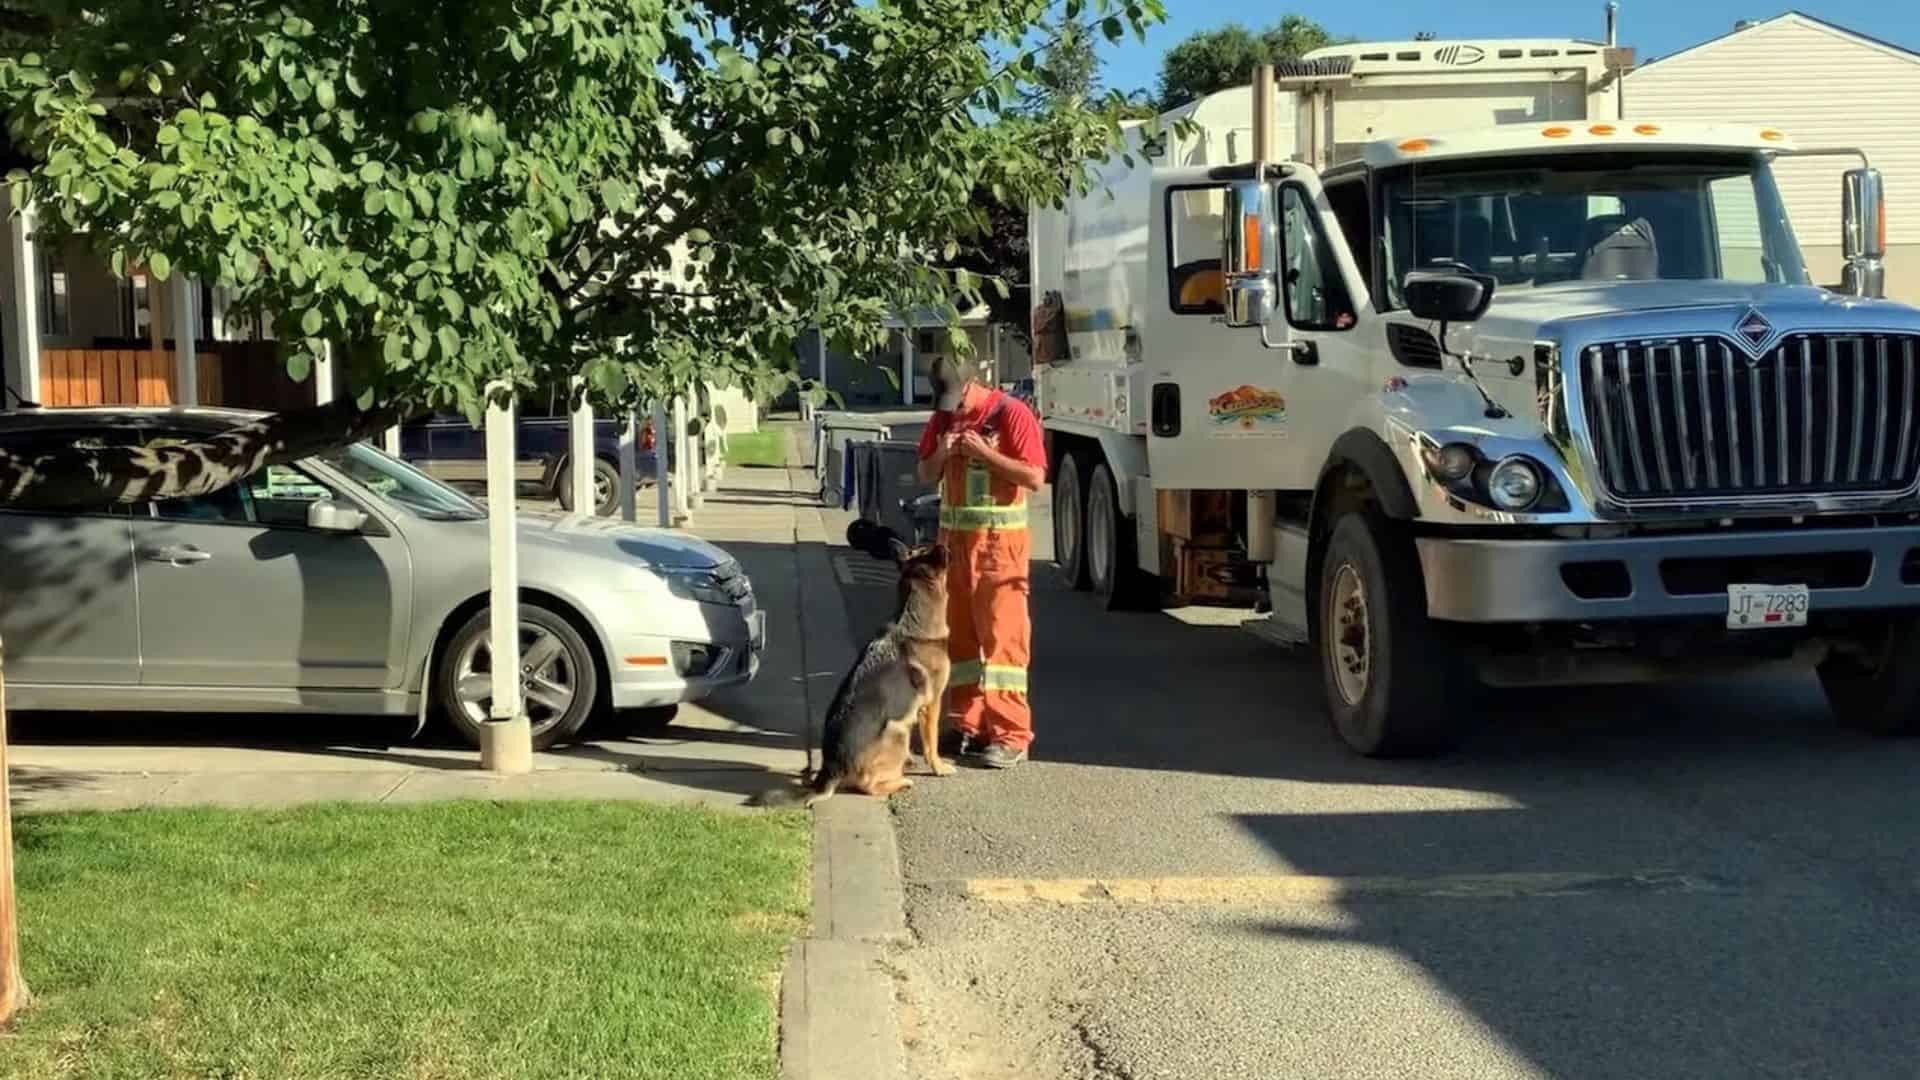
[558,457,621,517]
[1819,618,1920,735]
[1053,450,1091,591]
[1087,463,1158,611]
[1317,510,1461,757]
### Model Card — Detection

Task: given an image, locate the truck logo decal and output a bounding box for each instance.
[1207,385,1288,434]
[1435,45,1486,66]
[1735,308,1776,356]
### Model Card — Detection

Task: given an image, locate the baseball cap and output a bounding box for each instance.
[930,354,969,413]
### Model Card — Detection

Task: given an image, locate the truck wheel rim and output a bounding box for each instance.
[1089,476,1113,587]
[594,469,613,508]
[453,623,575,736]
[1057,464,1082,571]
[1329,564,1371,706]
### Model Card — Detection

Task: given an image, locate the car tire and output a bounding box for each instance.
[1317,509,1462,757]
[438,603,601,751]
[1086,463,1158,611]
[558,458,622,517]
[1053,450,1091,591]
[1819,618,1920,736]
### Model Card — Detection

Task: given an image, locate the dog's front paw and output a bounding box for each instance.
[930,758,957,777]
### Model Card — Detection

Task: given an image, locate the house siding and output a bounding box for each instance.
[1625,15,1920,302]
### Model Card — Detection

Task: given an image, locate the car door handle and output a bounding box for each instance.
[139,545,212,566]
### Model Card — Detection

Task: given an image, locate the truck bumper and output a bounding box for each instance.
[1417,525,1920,623]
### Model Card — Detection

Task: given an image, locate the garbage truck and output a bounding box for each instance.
[1031,37,1920,756]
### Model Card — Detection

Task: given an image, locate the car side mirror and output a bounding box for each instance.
[1842,167,1886,299]
[1403,270,1497,324]
[307,498,368,534]
[1221,180,1278,328]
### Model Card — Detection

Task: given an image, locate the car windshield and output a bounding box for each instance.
[1378,152,1808,308]
[319,443,484,521]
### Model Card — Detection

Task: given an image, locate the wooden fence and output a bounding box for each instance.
[38,341,314,412]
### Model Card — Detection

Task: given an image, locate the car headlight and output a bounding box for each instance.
[1487,456,1543,511]
[660,568,734,606]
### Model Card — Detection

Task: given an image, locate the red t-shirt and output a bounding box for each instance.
[916,389,1046,472]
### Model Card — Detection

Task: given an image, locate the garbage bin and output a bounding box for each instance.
[853,440,930,542]
[817,417,890,508]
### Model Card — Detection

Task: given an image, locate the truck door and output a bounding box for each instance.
[1145,168,1374,491]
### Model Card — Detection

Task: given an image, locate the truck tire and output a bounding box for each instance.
[1087,463,1158,611]
[558,457,621,517]
[1317,509,1461,756]
[1818,618,1920,735]
[1053,450,1091,590]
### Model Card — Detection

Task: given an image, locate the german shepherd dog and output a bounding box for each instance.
[755,526,953,807]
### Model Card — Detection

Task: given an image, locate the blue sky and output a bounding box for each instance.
[1099,2,1920,98]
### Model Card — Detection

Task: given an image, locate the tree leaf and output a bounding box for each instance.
[300,307,323,336]
[149,252,172,280]
[440,288,465,319]
[286,349,312,382]
[359,161,385,183]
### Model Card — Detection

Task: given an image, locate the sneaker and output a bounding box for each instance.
[979,744,1028,770]
[939,730,983,759]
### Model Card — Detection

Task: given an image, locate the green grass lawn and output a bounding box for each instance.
[0,801,809,1080]
[724,430,788,468]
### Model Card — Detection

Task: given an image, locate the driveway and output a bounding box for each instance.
[828,489,1920,1079]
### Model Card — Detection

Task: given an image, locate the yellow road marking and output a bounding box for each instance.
[962,870,1717,906]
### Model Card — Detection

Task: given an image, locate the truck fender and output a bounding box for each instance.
[1317,429,1420,523]
[1300,429,1422,640]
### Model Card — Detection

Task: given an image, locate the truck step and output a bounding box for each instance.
[1242,615,1308,651]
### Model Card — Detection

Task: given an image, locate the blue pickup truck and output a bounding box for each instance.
[400,411,665,517]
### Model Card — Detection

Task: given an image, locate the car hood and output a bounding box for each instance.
[516,510,733,570]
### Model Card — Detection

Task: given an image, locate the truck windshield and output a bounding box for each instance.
[1378,152,1807,308]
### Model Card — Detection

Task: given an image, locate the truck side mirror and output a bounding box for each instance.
[1842,167,1886,299]
[1402,270,1496,324]
[1221,180,1277,328]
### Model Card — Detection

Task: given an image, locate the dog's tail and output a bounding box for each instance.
[750,771,839,809]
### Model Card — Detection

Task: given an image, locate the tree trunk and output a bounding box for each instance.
[0,638,29,1023]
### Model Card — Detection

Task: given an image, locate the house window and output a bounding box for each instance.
[38,251,69,336]
[916,329,938,354]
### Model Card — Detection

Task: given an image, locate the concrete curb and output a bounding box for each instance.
[780,424,910,1080]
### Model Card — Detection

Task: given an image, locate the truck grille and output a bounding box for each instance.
[1578,334,1920,500]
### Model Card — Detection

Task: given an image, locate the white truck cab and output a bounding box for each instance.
[1035,39,1920,756]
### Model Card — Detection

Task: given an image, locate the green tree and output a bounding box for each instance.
[1156,15,1344,110]
[0,0,1167,509]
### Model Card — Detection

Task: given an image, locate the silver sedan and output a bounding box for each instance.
[0,407,764,749]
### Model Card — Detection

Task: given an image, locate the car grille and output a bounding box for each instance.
[1578,333,1920,500]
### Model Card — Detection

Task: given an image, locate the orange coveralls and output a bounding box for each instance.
[921,391,1044,752]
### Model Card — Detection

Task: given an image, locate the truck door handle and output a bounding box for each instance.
[140,545,212,566]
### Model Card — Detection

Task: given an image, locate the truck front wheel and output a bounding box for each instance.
[1317,510,1461,757]
[1818,618,1920,735]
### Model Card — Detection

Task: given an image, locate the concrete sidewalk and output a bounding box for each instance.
[10,424,830,815]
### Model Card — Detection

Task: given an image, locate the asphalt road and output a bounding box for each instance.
[832,491,1920,1080]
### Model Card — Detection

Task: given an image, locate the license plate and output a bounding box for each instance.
[1726,583,1810,629]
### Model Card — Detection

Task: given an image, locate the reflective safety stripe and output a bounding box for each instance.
[939,503,1030,531]
[981,664,1028,693]
[950,659,984,687]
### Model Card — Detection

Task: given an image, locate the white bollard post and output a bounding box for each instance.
[171,274,199,405]
[672,393,693,521]
[481,382,532,774]
[900,323,914,406]
[653,400,672,527]
[618,408,638,523]
[567,376,595,515]
[314,341,335,404]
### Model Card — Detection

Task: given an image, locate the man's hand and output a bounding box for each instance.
[956,430,992,460]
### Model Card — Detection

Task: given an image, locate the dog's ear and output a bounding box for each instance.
[887,537,911,564]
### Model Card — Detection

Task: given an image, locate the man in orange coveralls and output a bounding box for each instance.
[916,355,1047,768]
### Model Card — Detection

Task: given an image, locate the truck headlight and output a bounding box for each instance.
[1423,442,1478,481]
[1487,457,1543,511]
[661,568,733,606]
